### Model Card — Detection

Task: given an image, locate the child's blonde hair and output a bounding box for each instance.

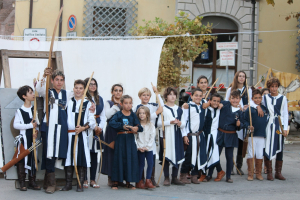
[138,87,152,97]
[136,106,151,123]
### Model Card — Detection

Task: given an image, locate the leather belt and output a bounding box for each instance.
[218,128,236,134]
[187,131,203,154]
[117,131,134,135]
[94,115,100,119]
[68,130,75,133]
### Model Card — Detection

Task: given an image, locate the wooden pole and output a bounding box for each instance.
[73,72,94,189]
[32,72,40,171]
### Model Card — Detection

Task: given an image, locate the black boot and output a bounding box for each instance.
[45,172,56,194]
[76,167,85,192]
[61,166,74,191]
[43,172,48,190]
[151,156,157,187]
[16,163,27,191]
[28,170,41,190]
[236,155,244,175]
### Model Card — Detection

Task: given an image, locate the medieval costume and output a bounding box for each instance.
[180,101,207,184]
[13,105,41,191]
[157,105,186,186]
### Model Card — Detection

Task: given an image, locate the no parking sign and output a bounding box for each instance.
[68,15,77,32]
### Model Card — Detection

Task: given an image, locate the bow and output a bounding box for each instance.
[73,72,94,188]
[205,78,219,100]
[151,83,164,186]
[45,6,63,125]
[246,79,255,173]
[96,136,103,185]
[32,72,40,171]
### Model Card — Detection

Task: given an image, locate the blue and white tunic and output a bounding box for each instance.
[225,86,252,140]
[13,105,39,172]
[263,94,288,160]
[36,79,73,167]
[205,107,221,169]
[65,97,96,167]
[157,105,185,168]
[182,101,207,170]
[133,94,164,156]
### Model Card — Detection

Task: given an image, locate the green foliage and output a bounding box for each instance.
[131,11,216,89]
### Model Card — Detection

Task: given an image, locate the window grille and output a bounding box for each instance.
[83,0,138,37]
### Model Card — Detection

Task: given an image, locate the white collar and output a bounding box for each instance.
[231,106,240,113]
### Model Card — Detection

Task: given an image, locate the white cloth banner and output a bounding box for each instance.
[0,38,165,106]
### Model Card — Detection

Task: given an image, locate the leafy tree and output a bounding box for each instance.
[132,11,215,89]
[266,0,293,6]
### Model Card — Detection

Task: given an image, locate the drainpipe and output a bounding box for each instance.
[29,0,33,28]
[58,0,63,40]
[249,0,256,86]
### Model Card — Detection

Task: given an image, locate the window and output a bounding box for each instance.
[83,0,138,37]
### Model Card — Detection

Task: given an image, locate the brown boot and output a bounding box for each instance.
[191,175,200,184]
[163,176,170,186]
[198,174,207,182]
[180,173,191,184]
[107,176,112,187]
[28,170,41,190]
[16,163,27,191]
[214,170,225,182]
[255,159,264,181]
[247,159,254,181]
[171,177,185,185]
[136,179,145,189]
[45,172,56,194]
[145,179,156,189]
[43,172,48,190]
[275,160,286,180]
[151,161,158,187]
[76,167,86,192]
[61,166,74,191]
[265,158,274,181]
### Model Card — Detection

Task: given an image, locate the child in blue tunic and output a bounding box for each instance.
[83,77,106,189]
[244,89,268,181]
[109,95,143,190]
[217,90,247,183]
[135,106,156,189]
[63,79,96,192]
[251,78,288,181]
[13,85,40,191]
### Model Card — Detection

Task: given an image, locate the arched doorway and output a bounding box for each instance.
[192,16,239,88]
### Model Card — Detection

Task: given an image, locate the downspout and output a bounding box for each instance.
[29,0,33,28]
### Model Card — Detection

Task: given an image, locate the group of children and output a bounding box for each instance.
[12,68,288,193]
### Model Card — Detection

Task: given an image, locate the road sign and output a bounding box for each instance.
[67,32,77,38]
[220,50,235,66]
[23,28,46,41]
[68,15,77,32]
[216,42,238,50]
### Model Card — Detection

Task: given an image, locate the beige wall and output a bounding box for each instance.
[14,0,176,37]
[257,1,300,78]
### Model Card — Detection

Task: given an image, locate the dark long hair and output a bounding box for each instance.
[230,71,247,91]
[84,78,100,105]
[111,84,123,104]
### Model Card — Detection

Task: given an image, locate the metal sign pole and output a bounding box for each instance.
[226,50,229,87]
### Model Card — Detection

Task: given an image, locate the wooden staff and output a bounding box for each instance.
[246,79,255,172]
[45,6,64,125]
[32,72,40,171]
[205,78,219,99]
[73,72,94,188]
[151,83,164,186]
[96,138,103,185]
